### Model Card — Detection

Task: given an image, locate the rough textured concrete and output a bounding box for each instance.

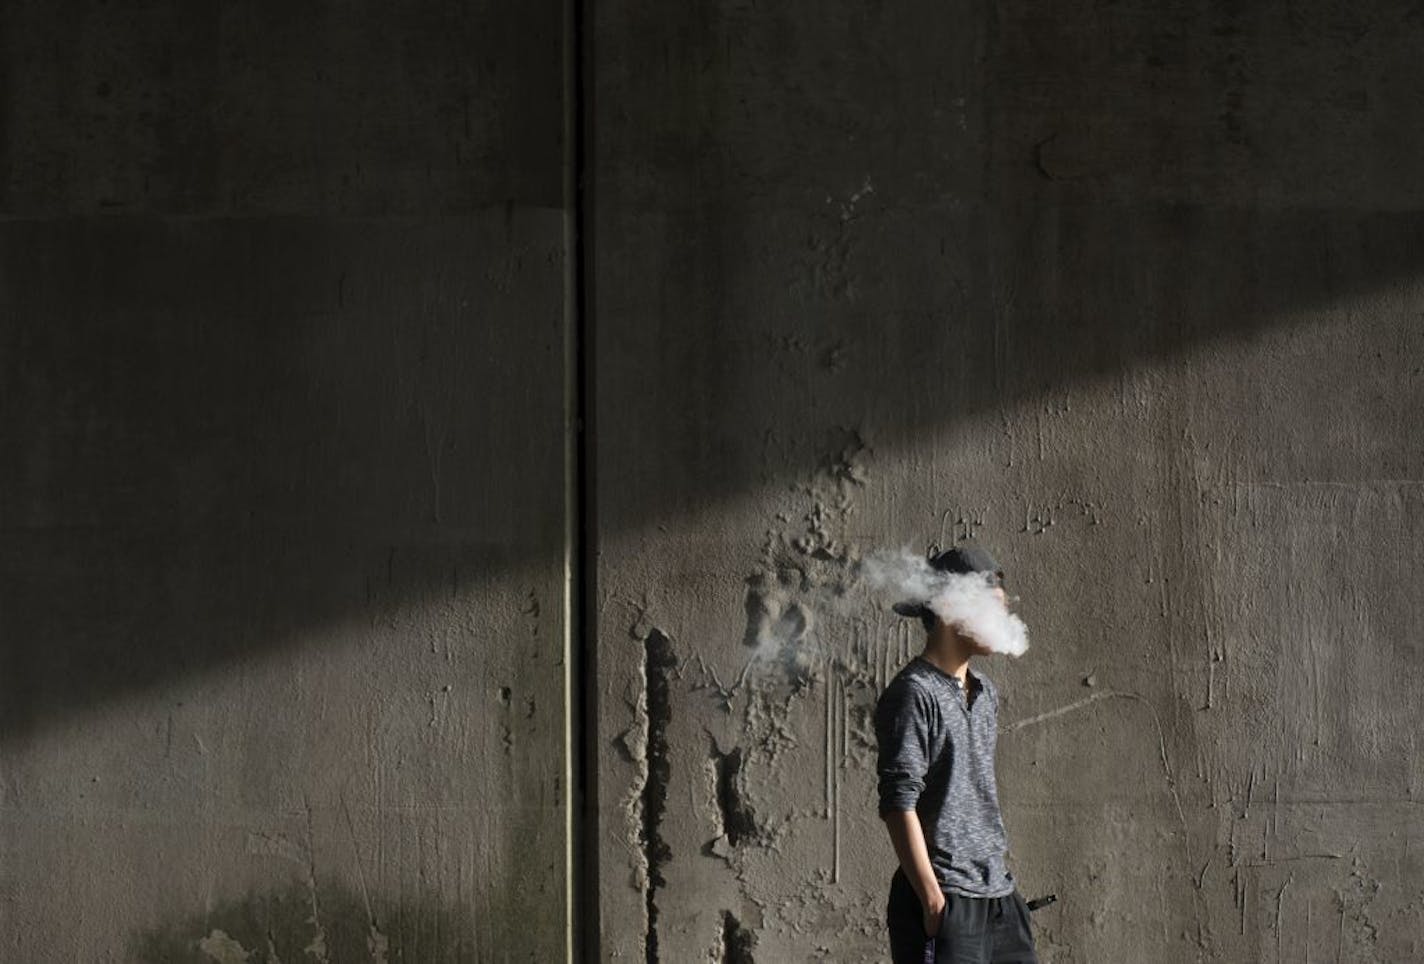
[6,0,1424,961]
[594,2,1424,962]
[0,2,570,961]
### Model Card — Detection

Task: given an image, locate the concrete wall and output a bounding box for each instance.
[4,1,1424,962]
[0,2,570,961]
[594,2,1424,962]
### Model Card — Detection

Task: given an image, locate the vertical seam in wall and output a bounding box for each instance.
[564,0,598,957]
[561,0,576,952]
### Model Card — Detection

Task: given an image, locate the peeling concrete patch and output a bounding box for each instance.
[617,621,654,895]
[302,925,329,963]
[614,723,647,765]
[740,572,818,687]
[792,427,870,561]
[711,745,759,847]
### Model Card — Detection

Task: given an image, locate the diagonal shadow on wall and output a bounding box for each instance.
[2,0,1423,776]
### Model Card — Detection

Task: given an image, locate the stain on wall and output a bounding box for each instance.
[131,878,476,963]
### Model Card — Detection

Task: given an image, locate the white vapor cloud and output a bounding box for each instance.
[860,548,1030,657]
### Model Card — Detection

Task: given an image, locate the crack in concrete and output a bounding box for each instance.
[301,794,331,963]
[640,630,675,963]
[720,910,756,964]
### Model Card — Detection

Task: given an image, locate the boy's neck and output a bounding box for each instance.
[921,628,975,685]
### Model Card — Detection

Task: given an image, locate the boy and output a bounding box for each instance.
[874,545,1038,964]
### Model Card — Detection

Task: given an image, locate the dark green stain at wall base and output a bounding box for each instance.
[129,879,479,963]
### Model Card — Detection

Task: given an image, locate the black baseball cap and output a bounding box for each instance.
[892,545,1005,618]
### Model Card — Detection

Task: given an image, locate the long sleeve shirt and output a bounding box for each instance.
[873,655,1016,898]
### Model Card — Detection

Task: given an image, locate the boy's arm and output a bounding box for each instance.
[874,680,945,927]
[883,809,945,913]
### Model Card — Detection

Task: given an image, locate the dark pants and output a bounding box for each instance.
[887,868,1039,964]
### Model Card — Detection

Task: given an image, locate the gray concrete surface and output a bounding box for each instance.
[594,2,1424,962]
[4,0,1424,962]
[0,2,570,961]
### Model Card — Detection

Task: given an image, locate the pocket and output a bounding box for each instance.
[927,891,952,939]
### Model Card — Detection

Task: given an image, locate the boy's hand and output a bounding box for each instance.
[922,890,946,937]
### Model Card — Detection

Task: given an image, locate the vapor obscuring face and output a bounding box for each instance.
[861,549,1030,657]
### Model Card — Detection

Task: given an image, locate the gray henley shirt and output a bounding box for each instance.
[873,655,1016,898]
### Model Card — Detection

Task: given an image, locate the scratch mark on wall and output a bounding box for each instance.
[1305,895,1313,964]
[1275,874,1292,962]
[1269,775,1280,864]
[340,793,389,964]
[1001,691,1117,733]
[824,660,835,817]
[421,403,444,524]
[833,669,846,884]
[301,795,332,963]
[1235,865,1247,936]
